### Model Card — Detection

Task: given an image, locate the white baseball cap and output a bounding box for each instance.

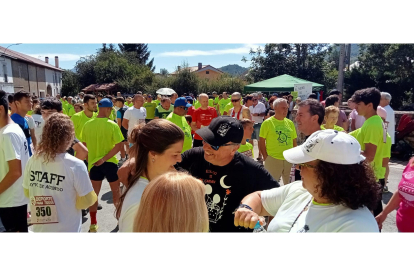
[283,129,365,165]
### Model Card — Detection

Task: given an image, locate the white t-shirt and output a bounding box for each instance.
[261,181,379,233]
[0,123,30,208]
[119,177,149,232]
[26,115,35,130]
[124,106,147,136]
[349,109,365,130]
[249,102,266,124]
[22,153,94,232]
[384,105,395,144]
[31,114,44,143]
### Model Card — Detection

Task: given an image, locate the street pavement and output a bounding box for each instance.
[80,144,405,233]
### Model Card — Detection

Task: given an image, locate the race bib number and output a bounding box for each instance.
[30,196,58,224]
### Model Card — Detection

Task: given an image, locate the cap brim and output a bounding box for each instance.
[195,127,216,146]
[283,146,316,164]
[186,103,192,107]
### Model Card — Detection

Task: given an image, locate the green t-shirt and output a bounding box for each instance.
[194,101,201,109]
[349,128,364,149]
[224,102,234,114]
[110,108,117,121]
[166,113,192,153]
[356,115,385,180]
[154,105,174,119]
[238,142,254,158]
[218,98,231,115]
[67,104,75,117]
[27,110,33,116]
[259,117,297,160]
[143,102,157,119]
[80,117,124,171]
[321,125,345,132]
[378,133,392,179]
[126,102,133,107]
[71,111,98,140]
[208,99,214,107]
[152,100,160,106]
[214,97,220,105]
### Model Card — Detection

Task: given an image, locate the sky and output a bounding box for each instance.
[0,43,264,73]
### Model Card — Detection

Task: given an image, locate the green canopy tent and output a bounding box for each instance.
[244,74,324,93]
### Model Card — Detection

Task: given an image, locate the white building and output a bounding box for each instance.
[0,56,14,94]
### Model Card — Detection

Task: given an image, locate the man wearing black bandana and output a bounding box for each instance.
[175,116,279,232]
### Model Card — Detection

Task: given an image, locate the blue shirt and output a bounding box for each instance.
[10,113,32,156]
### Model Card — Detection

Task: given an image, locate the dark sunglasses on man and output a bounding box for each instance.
[231,99,240,103]
[178,106,188,111]
[202,140,240,151]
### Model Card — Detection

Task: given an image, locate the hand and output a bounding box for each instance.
[375,212,387,230]
[234,207,265,229]
[93,159,105,167]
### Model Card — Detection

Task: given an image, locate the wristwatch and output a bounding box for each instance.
[235,203,253,212]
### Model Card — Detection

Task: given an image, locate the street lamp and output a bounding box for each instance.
[1,43,22,57]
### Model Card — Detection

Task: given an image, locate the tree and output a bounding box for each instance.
[61,70,80,96]
[118,43,156,72]
[243,44,330,90]
[170,63,198,96]
[345,44,414,109]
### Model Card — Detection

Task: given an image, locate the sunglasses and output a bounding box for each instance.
[202,140,240,151]
[231,99,240,102]
[296,163,316,170]
[178,106,188,111]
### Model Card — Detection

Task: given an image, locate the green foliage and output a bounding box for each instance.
[344,44,414,109]
[118,44,155,72]
[244,44,330,89]
[61,70,80,96]
[170,66,199,95]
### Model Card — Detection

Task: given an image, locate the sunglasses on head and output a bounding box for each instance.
[202,140,240,151]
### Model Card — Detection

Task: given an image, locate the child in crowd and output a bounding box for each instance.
[238,119,254,158]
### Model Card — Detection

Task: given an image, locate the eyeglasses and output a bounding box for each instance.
[253,99,258,102]
[231,99,240,102]
[296,163,316,170]
[202,140,240,151]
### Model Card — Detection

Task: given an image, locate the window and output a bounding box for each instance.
[206,71,209,74]
[18,65,22,78]
[2,64,7,83]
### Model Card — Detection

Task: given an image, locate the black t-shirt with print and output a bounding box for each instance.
[176,147,279,232]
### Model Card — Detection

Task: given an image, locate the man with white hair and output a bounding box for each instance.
[249,93,266,162]
[379,92,395,144]
[259,98,297,184]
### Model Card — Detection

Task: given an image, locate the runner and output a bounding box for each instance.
[238,119,255,158]
[0,90,30,232]
[80,98,124,232]
[70,94,98,141]
[260,98,297,185]
[31,105,44,144]
[104,95,117,122]
[11,91,36,156]
[116,120,184,232]
[27,98,39,115]
[126,97,133,107]
[234,130,380,232]
[191,93,217,148]
[218,92,231,115]
[249,93,266,162]
[170,92,178,106]
[122,94,146,138]
[153,94,161,106]
[228,92,251,120]
[22,113,97,232]
[166,97,192,153]
[143,94,157,123]
[133,172,209,232]
[115,97,129,162]
[66,96,75,117]
[176,116,279,232]
[154,97,174,119]
[350,88,385,217]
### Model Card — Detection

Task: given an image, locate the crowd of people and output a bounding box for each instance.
[0,86,412,233]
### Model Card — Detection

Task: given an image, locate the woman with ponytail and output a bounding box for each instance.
[117,119,184,232]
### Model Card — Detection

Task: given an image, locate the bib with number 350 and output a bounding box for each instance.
[30,196,59,224]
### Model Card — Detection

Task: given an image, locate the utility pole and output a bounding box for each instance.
[337,44,346,100]
[346,44,352,70]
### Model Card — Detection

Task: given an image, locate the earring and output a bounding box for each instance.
[152,158,155,163]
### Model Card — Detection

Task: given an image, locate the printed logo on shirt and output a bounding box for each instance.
[29,171,65,192]
[204,173,232,224]
[404,171,414,180]
[274,125,292,145]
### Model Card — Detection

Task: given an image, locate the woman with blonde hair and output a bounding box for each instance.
[116,119,185,232]
[133,172,209,232]
[22,113,97,232]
